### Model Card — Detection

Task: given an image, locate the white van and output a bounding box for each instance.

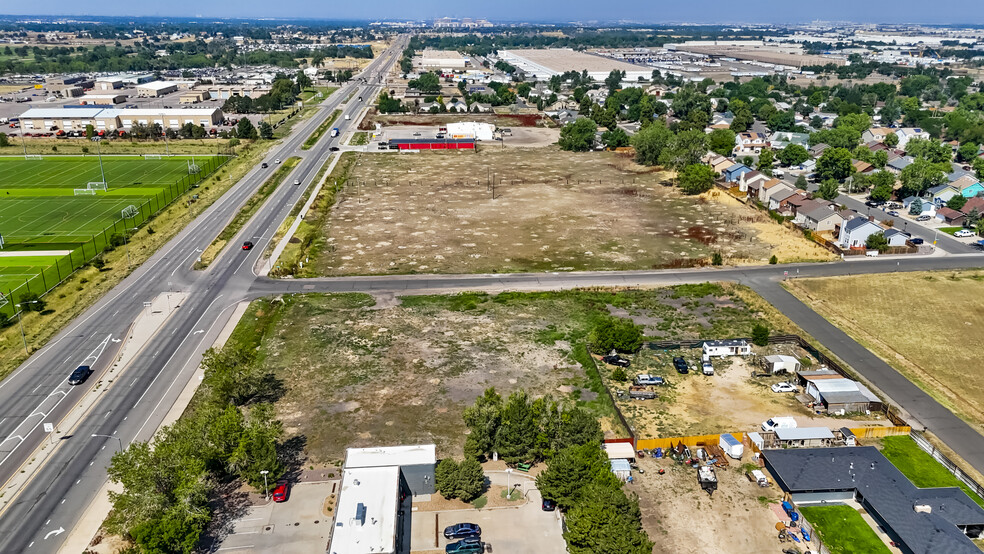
[762,416,797,432]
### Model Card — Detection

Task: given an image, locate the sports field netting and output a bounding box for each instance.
[0,153,232,314]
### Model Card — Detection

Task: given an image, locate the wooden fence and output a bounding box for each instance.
[910,431,984,501]
[636,432,744,452]
[848,426,911,439]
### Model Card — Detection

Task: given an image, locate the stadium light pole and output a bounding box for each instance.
[160,113,170,157]
[96,139,107,187]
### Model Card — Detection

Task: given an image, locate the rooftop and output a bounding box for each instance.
[764,447,984,554]
[328,466,401,554]
[20,107,107,118]
[345,444,436,469]
[774,427,836,441]
[137,81,178,90]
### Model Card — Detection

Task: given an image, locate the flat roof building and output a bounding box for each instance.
[80,94,127,105]
[329,466,407,554]
[498,48,651,82]
[416,48,468,70]
[18,107,224,133]
[136,81,179,97]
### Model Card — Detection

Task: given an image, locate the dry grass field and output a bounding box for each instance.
[786,271,984,433]
[308,148,831,276]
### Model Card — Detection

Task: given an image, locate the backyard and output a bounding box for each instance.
[879,435,984,507]
[301,148,831,276]
[799,505,891,554]
[785,271,984,434]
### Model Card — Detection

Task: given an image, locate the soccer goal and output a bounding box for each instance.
[24,154,43,160]
[74,188,97,196]
[187,161,201,174]
[87,182,107,191]
[143,154,163,160]
[0,292,7,311]
[121,205,140,219]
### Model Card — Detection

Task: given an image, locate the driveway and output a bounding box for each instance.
[214,480,337,553]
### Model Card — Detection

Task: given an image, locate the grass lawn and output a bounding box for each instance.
[938,226,964,235]
[785,271,984,433]
[799,505,891,554]
[881,436,984,506]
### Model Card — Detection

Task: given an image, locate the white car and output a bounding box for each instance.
[954,229,975,238]
[771,382,798,393]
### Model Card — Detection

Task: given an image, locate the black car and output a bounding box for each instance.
[330,146,340,151]
[445,538,484,554]
[242,241,254,251]
[261,162,268,168]
[910,237,925,245]
[443,522,481,540]
[865,200,883,208]
[542,498,557,511]
[673,357,689,374]
[602,355,631,368]
[68,365,92,385]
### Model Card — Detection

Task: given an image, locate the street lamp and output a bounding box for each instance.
[122,227,138,268]
[261,470,270,500]
[14,300,39,355]
[91,433,123,453]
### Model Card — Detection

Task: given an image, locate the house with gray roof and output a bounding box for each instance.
[838,217,884,249]
[801,204,845,233]
[887,156,915,175]
[884,228,910,247]
[763,447,984,554]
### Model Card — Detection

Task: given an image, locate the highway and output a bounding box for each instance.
[2,32,984,553]
[0,37,407,552]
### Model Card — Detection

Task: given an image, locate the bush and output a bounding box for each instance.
[711,252,723,266]
[769,255,778,265]
[109,233,126,248]
[435,458,485,502]
[588,317,643,354]
[610,367,627,382]
[18,292,45,312]
[91,257,106,269]
[751,323,769,346]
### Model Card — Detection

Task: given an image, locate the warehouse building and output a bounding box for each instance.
[18,107,108,132]
[764,447,984,554]
[179,91,210,104]
[498,48,651,81]
[80,94,127,105]
[94,77,124,90]
[327,445,434,554]
[136,81,178,97]
[445,121,495,141]
[106,108,224,130]
[198,84,272,100]
[415,48,468,70]
[18,107,224,133]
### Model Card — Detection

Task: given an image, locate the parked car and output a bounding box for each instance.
[701,359,714,376]
[911,237,925,245]
[445,538,484,554]
[633,374,664,386]
[272,480,289,502]
[887,210,899,217]
[887,202,903,209]
[865,200,883,208]
[67,365,92,385]
[673,356,689,374]
[954,229,975,238]
[916,215,931,222]
[242,241,254,250]
[771,382,798,393]
[542,498,557,511]
[602,354,630,368]
[443,523,481,540]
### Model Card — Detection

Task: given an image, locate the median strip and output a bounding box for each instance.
[195,157,301,269]
[301,109,342,150]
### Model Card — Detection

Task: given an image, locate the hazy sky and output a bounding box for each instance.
[3,0,983,24]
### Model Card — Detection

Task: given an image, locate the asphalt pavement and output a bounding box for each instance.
[0,37,407,553]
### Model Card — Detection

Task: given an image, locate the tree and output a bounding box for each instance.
[408,72,441,94]
[947,195,968,211]
[553,407,603,453]
[884,132,899,148]
[662,129,708,169]
[757,149,775,176]
[707,128,736,157]
[816,179,841,201]
[677,164,716,195]
[729,99,754,132]
[604,70,625,92]
[865,232,889,253]
[871,150,889,169]
[494,391,539,464]
[0,133,7,148]
[535,443,618,511]
[601,127,629,149]
[463,388,502,460]
[795,174,809,190]
[228,403,283,488]
[958,142,980,163]
[258,121,274,140]
[631,121,673,166]
[564,482,653,554]
[558,118,597,152]
[377,92,404,113]
[435,458,485,502]
[670,85,711,121]
[295,70,312,90]
[905,137,952,164]
[778,144,809,167]
[899,158,948,198]
[816,147,854,181]
[975,158,984,181]
[588,317,643,354]
[235,118,258,140]
[768,110,796,132]
[908,197,923,215]
[435,458,458,497]
[751,323,769,346]
[834,112,872,134]
[869,180,894,202]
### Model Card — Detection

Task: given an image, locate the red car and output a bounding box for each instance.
[272,480,289,503]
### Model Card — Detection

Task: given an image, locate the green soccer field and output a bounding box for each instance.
[0,154,227,305]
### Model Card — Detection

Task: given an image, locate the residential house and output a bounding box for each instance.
[771,189,805,214]
[760,179,792,205]
[801,205,845,233]
[769,131,810,150]
[852,160,874,175]
[734,132,769,155]
[926,184,960,207]
[961,196,984,216]
[809,143,829,158]
[723,163,753,183]
[791,198,832,225]
[708,155,737,175]
[702,339,751,357]
[935,207,966,226]
[471,102,493,113]
[886,156,915,175]
[787,195,821,220]
[883,228,910,247]
[839,217,884,249]
[711,111,734,127]
[948,167,975,184]
[895,127,931,149]
[739,170,771,193]
[446,99,468,112]
[952,175,984,198]
[902,196,937,217]
[860,127,896,144]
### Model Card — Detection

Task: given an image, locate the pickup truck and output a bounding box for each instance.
[633,374,664,386]
[602,354,631,368]
[330,128,340,137]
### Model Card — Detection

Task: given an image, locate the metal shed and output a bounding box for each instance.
[774,427,835,448]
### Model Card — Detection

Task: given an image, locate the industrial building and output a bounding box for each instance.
[198,84,272,100]
[415,48,468,70]
[497,48,650,81]
[79,94,127,105]
[179,91,210,104]
[327,445,435,554]
[18,107,224,133]
[764,447,984,554]
[136,81,179,97]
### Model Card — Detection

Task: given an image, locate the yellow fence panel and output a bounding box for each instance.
[636,432,745,451]
[849,426,910,439]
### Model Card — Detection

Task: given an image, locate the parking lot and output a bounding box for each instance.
[410,473,566,554]
[213,481,337,553]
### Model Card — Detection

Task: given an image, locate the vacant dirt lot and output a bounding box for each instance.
[311,148,830,276]
[365,112,556,129]
[786,270,984,434]
[632,454,786,554]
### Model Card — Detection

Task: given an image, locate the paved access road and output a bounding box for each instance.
[0,37,407,553]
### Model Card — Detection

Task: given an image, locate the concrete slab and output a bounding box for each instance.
[215,481,335,553]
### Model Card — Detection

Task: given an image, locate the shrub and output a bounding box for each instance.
[18,292,45,312]
[435,458,485,502]
[611,367,627,382]
[711,252,723,266]
[769,255,778,265]
[588,317,643,354]
[751,323,769,346]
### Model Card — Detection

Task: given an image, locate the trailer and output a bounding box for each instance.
[719,433,744,460]
[697,465,718,496]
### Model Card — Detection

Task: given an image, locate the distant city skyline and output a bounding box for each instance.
[2,1,983,25]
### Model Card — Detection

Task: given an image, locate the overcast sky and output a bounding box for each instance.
[3,0,983,25]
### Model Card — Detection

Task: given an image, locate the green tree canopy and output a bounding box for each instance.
[558,118,598,152]
[601,127,629,149]
[816,147,854,181]
[778,144,810,167]
[816,179,842,201]
[631,120,674,166]
[707,128,736,157]
[677,164,716,195]
[588,317,643,354]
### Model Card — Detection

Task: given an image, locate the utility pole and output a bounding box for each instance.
[96,139,107,186]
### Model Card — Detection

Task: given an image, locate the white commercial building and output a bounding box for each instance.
[417,48,468,70]
[497,48,651,81]
[329,466,404,554]
[446,121,495,141]
[136,81,179,97]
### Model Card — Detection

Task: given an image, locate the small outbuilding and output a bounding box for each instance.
[603,442,636,461]
[702,339,751,358]
[610,459,631,482]
[763,355,801,374]
[774,427,835,448]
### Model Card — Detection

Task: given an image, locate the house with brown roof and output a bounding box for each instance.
[739,170,771,193]
[801,204,845,233]
[962,196,984,215]
[759,179,791,204]
[935,207,966,226]
[852,160,874,174]
[771,190,806,214]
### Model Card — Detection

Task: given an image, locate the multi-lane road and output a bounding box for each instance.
[2,33,984,553]
[0,38,407,552]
